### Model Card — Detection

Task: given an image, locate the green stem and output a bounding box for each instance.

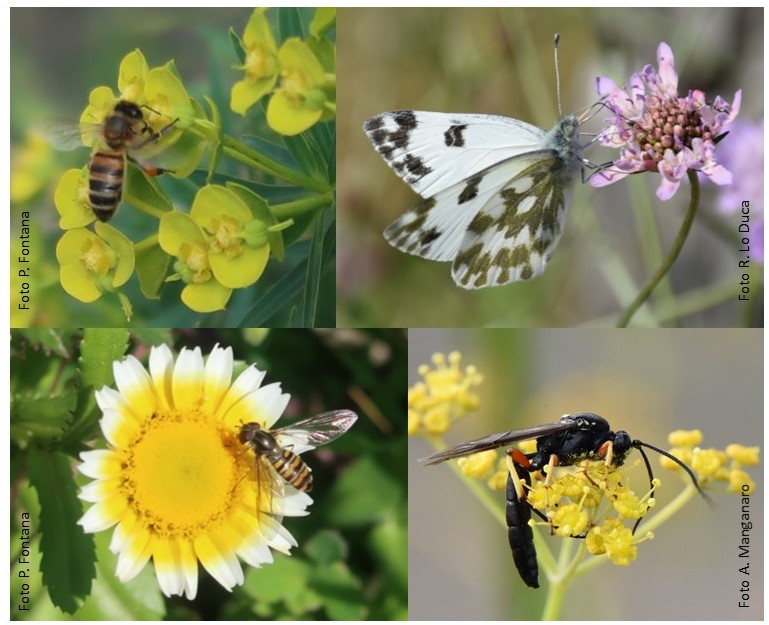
[271,193,333,221]
[425,437,506,527]
[220,135,330,193]
[617,170,701,327]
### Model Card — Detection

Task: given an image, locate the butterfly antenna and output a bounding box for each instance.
[553,33,563,118]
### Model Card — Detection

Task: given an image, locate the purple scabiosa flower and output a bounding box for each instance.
[591,42,742,201]
[712,120,764,263]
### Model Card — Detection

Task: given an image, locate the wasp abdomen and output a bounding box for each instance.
[506,464,539,588]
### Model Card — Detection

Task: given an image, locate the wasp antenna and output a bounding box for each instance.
[553,33,563,118]
[634,440,713,506]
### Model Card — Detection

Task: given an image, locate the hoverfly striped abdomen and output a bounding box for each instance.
[271,447,313,492]
[239,422,315,494]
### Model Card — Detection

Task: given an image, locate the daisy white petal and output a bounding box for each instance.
[76,344,355,600]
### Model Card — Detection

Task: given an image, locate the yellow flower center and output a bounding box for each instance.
[81,238,114,276]
[280,68,310,105]
[178,242,212,283]
[122,412,244,537]
[207,216,244,258]
[246,45,277,80]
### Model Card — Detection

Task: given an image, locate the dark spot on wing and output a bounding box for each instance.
[458,175,483,204]
[444,124,468,147]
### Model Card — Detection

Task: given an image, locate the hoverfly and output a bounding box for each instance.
[46,99,178,221]
[421,413,708,588]
[238,409,358,520]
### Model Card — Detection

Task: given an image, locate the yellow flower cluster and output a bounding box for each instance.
[231,8,336,135]
[661,429,759,495]
[407,352,483,437]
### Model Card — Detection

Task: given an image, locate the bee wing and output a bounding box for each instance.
[272,409,358,454]
[419,419,577,465]
[38,121,102,152]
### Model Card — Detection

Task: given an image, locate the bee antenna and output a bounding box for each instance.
[633,440,713,506]
[553,33,563,118]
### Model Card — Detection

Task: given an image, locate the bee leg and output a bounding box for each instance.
[135,117,180,149]
[127,155,175,177]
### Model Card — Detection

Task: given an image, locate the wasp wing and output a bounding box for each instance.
[272,409,358,455]
[419,419,577,465]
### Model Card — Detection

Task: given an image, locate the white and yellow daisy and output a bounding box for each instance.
[77,344,315,599]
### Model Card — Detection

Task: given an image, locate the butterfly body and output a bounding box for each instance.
[364,110,584,288]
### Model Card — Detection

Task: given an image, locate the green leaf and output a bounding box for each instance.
[12,392,77,444]
[134,240,172,299]
[310,562,366,620]
[324,457,402,526]
[27,448,95,613]
[79,328,130,389]
[368,518,408,597]
[304,529,346,565]
[229,25,246,64]
[244,554,312,605]
[277,7,306,41]
[309,8,335,39]
[301,210,325,326]
[124,164,173,215]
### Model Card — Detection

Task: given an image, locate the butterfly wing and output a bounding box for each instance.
[366,111,549,263]
[363,111,547,197]
[451,151,574,288]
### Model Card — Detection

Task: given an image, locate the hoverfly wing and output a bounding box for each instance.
[419,419,577,465]
[273,409,358,454]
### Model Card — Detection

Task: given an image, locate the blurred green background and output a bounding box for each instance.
[408,328,762,619]
[337,8,763,327]
[10,328,407,620]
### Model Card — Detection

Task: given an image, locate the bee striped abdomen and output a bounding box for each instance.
[273,449,313,492]
[88,150,125,222]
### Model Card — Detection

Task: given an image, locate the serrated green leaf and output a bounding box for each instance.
[12,392,77,443]
[79,329,130,389]
[27,448,95,613]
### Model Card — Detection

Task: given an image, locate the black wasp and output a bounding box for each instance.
[421,413,708,589]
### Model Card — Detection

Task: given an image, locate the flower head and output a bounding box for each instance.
[77,344,314,599]
[56,224,134,302]
[592,42,741,200]
[231,8,280,116]
[407,352,483,437]
[710,120,764,263]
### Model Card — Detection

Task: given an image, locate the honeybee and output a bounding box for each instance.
[46,99,178,221]
[239,409,358,497]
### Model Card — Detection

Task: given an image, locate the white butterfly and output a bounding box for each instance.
[363,109,586,289]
